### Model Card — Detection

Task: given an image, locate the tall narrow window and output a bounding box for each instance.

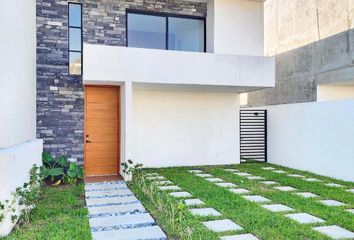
[68,3,82,75]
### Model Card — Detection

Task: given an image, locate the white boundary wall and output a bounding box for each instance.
[132,89,240,167]
[264,100,354,181]
[0,0,43,236]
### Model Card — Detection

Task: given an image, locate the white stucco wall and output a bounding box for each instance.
[0,0,37,148]
[208,0,264,56]
[0,0,42,236]
[317,84,354,102]
[263,100,354,181]
[132,88,240,167]
[84,44,274,89]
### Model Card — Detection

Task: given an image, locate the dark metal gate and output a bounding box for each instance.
[240,109,267,162]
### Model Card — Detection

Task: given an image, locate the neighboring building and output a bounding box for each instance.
[36,0,274,178]
[0,0,43,236]
[247,0,354,106]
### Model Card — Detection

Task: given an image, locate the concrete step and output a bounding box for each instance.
[91,225,167,240]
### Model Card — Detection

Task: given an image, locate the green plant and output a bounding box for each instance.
[121,159,143,176]
[40,152,84,185]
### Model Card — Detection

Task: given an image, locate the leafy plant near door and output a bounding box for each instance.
[41,152,84,185]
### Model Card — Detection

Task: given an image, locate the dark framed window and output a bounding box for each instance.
[68,3,82,75]
[126,10,206,52]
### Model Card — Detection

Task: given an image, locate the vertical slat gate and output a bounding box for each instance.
[240,109,267,162]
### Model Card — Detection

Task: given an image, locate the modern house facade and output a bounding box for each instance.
[36,0,274,178]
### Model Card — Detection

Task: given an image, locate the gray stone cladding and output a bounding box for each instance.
[36,0,207,164]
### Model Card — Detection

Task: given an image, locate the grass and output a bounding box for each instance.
[2,183,91,240]
[132,163,354,240]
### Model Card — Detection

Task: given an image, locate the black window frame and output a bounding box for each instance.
[126,9,207,52]
[68,2,83,76]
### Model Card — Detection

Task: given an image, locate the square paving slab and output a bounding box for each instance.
[247,176,264,180]
[225,169,239,172]
[229,188,250,194]
[189,208,222,217]
[154,180,173,185]
[188,170,204,174]
[169,191,192,198]
[91,225,167,240]
[319,200,346,207]
[325,183,343,188]
[313,225,354,239]
[346,209,354,214]
[89,212,154,229]
[274,186,297,192]
[243,195,271,203]
[86,195,139,206]
[184,199,205,206]
[295,192,319,198]
[260,181,278,185]
[304,178,321,182]
[158,185,182,191]
[85,189,132,198]
[216,182,238,188]
[235,172,251,176]
[261,204,294,212]
[196,173,213,178]
[202,219,243,232]
[273,170,287,174]
[220,234,259,240]
[286,213,325,224]
[145,173,159,176]
[146,176,165,180]
[347,189,354,193]
[287,174,305,178]
[262,167,275,170]
[205,178,225,183]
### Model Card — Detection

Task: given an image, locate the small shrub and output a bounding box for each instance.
[40,152,84,185]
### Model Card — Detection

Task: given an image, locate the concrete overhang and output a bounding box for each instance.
[83,44,275,92]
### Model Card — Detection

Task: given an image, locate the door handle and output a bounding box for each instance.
[86,140,92,143]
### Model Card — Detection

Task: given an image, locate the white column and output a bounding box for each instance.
[120,81,133,180]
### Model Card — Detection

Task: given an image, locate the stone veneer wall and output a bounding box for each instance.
[36,0,207,164]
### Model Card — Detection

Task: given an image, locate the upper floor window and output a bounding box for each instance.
[68,3,82,75]
[127,11,205,52]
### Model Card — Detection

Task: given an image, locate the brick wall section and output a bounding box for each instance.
[36,0,207,164]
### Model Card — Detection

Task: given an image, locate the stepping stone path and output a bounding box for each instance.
[260,181,278,185]
[286,213,325,224]
[154,180,173,185]
[205,177,224,183]
[189,208,222,217]
[196,173,213,178]
[216,182,238,188]
[318,200,346,207]
[313,225,354,239]
[295,192,319,198]
[158,185,182,191]
[229,188,250,194]
[85,181,167,240]
[274,186,297,192]
[261,204,294,213]
[225,169,239,172]
[169,191,192,198]
[346,209,354,214]
[325,183,343,188]
[235,172,251,176]
[247,176,264,180]
[262,167,275,170]
[185,199,204,206]
[304,178,321,182]
[243,195,271,203]
[287,174,305,178]
[202,219,243,232]
[347,189,354,193]
[220,234,259,240]
[273,170,287,174]
[188,170,204,173]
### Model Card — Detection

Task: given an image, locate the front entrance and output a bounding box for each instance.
[84,86,120,176]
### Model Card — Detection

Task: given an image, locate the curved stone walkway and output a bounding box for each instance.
[85,181,167,240]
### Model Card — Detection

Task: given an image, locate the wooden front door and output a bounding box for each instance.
[84,86,120,176]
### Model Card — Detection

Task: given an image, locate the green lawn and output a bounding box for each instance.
[2,184,91,240]
[130,163,354,240]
